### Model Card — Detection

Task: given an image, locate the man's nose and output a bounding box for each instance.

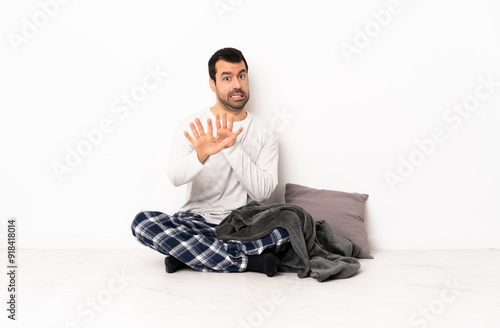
[232,78,242,89]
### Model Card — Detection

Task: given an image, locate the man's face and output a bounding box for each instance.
[210,60,250,113]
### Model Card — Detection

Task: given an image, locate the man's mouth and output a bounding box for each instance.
[229,92,245,101]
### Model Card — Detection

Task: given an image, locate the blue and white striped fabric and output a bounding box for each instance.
[132,210,291,272]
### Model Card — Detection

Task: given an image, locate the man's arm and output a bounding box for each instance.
[222,137,278,202]
[216,113,279,202]
[167,123,204,187]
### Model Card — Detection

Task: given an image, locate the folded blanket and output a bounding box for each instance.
[216,202,361,282]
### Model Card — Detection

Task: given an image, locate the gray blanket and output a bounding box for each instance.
[216,202,361,282]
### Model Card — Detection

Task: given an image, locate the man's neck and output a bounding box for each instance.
[210,104,247,122]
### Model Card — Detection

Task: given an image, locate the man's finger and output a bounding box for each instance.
[228,115,234,131]
[218,136,232,148]
[194,118,205,136]
[222,112,228,129]
[184,131,194,144]
[234,127,243,137]
[189,122,200,138]
[206,118,213,137]
[215,113,222,130]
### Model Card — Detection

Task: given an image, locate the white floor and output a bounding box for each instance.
[3,249,500,328]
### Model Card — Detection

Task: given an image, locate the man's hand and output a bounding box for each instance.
[184,115,243,164]
[214,112,243,148]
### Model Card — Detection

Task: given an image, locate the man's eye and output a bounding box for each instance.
[239,74,246,79]
[223,77,230,81]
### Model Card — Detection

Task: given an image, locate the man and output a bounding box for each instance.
[132,48,291,277]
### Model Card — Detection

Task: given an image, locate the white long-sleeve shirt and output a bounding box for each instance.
[167,108,279,224]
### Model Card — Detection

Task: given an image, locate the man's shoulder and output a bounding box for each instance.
[246,112,278,137]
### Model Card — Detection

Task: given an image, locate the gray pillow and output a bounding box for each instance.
[285,183,373,259]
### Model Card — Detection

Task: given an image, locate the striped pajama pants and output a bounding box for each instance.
[131,210,291,272]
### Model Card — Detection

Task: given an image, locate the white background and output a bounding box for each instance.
[1,0,499,250]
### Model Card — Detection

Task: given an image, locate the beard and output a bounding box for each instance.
[216,88,250,113]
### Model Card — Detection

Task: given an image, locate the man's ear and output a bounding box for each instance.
[209,78,216,92]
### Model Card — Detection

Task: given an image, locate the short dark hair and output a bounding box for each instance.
[208,47,248,83]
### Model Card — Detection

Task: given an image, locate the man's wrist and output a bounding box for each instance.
[197,153,209,164]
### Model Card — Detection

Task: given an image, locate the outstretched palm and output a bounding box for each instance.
[184,114,243,164]
[214,112,243,148]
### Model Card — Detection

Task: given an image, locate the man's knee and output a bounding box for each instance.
[131,211,172,234]
[131,211,149,236]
